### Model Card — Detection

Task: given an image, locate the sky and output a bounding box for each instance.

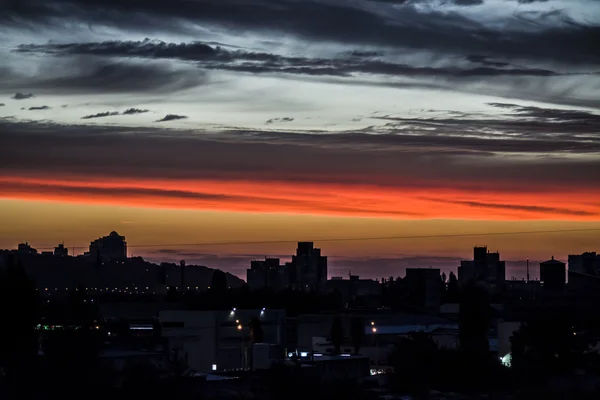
[1,0,599,279]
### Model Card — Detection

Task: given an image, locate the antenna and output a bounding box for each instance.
[526,258,530,283]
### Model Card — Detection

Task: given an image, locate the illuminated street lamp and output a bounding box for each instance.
[238,323,244,369]
[372,326,378,367]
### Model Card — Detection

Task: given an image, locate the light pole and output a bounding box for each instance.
[237,324,244,370]
[372,326,378,368]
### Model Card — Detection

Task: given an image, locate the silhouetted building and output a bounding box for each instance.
[540,256,566,291]
[404,268,442,311]
[17,242,37,255]
[568,252,600,292]
[88,231,127,262]
[326,274,380,305]
[247,258,288,291]
[290,242,327,291]
[458,246,505,292]
[53,243,68,257]
[568,252,600,276]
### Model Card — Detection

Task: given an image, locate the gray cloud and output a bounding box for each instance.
[81,111,119,119]
[266,117,294,124]
[12,92,34,100]
[16,40,565,80]
[81,108,150,119]
[4,0,600,68]
[1,118,599,193]
[2,58,208,95]
[155,114,187,122]
[122,108,149,115]
[28,105,51,110]
[0,103,5,106]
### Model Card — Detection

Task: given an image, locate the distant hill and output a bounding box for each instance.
[0,252,245,291]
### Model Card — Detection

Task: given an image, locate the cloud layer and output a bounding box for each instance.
[1,0,599,226]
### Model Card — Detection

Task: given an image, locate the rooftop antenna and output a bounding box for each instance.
[526,258,530,283]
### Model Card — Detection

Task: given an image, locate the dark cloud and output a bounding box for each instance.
[81,108,150,119]
[0,118,598,194]
[12,92,34,100]
[155,114,187,122]
[266,117,294,124]
[122,108,149,115]
[28,106,51,110]
[0,103,5,106]
[466,55,511,68]
[81,111,119,119]
[487,103,600,123]
[4,0,600,67]
[17,40,563,80]
[2,58,208,95]
[371,104,600,147]
[423,198,596,217]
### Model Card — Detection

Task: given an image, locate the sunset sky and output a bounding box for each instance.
[1,0,599,278]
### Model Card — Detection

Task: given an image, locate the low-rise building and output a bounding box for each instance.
[159,309,285,373]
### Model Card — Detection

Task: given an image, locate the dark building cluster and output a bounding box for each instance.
[246,242,327,292]
[2,231,600,399]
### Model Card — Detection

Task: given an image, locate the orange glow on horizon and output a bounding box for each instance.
[0,174,599,221]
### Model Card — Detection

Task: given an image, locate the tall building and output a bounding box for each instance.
[17,242,37,255]
[53,243,68,257]
[540,257,566,291]
[404,268,442,311]
[247,258,287,291]
[568,252,600,276]
[457,246,505,292]
[291,242,327,291]
[88,231,127,262]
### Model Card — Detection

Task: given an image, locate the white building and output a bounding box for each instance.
[159,308,285,373]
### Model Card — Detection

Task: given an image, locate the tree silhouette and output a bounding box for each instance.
[350,316,365,355]
[44,286,103,394]
[446,271,460,302]
[0,254,40,396]
[390,332,439,394]
[459,281,491,361]
[330,316,344,356]
[210,269,228,293]
[250,317,264,344]
[511,312,592,380]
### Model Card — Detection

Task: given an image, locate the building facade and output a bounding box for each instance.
[458,246,506,292]
[290,242,327,291]
[88,231,127,262]
[540,257,566,291]
[159,309,286,373]
[404,268,442,311]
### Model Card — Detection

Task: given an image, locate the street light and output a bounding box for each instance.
[372,326,378,367]
[371,321,375,326]
[238,324,244,370]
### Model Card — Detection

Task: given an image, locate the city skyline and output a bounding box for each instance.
[2,218,598,280]
[1,0,599,278]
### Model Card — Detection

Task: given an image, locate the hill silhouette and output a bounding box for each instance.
[0,252,244,291]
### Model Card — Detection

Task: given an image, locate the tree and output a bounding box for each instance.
[250,317,264,344]
[446,271,460,302]
[459,282,490,356]
[210,269,228,293]
[350,317,365,355]
[330,316,344,356]
[0,254,40,396]
[510,312,592,380]
[390,332,439,394]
